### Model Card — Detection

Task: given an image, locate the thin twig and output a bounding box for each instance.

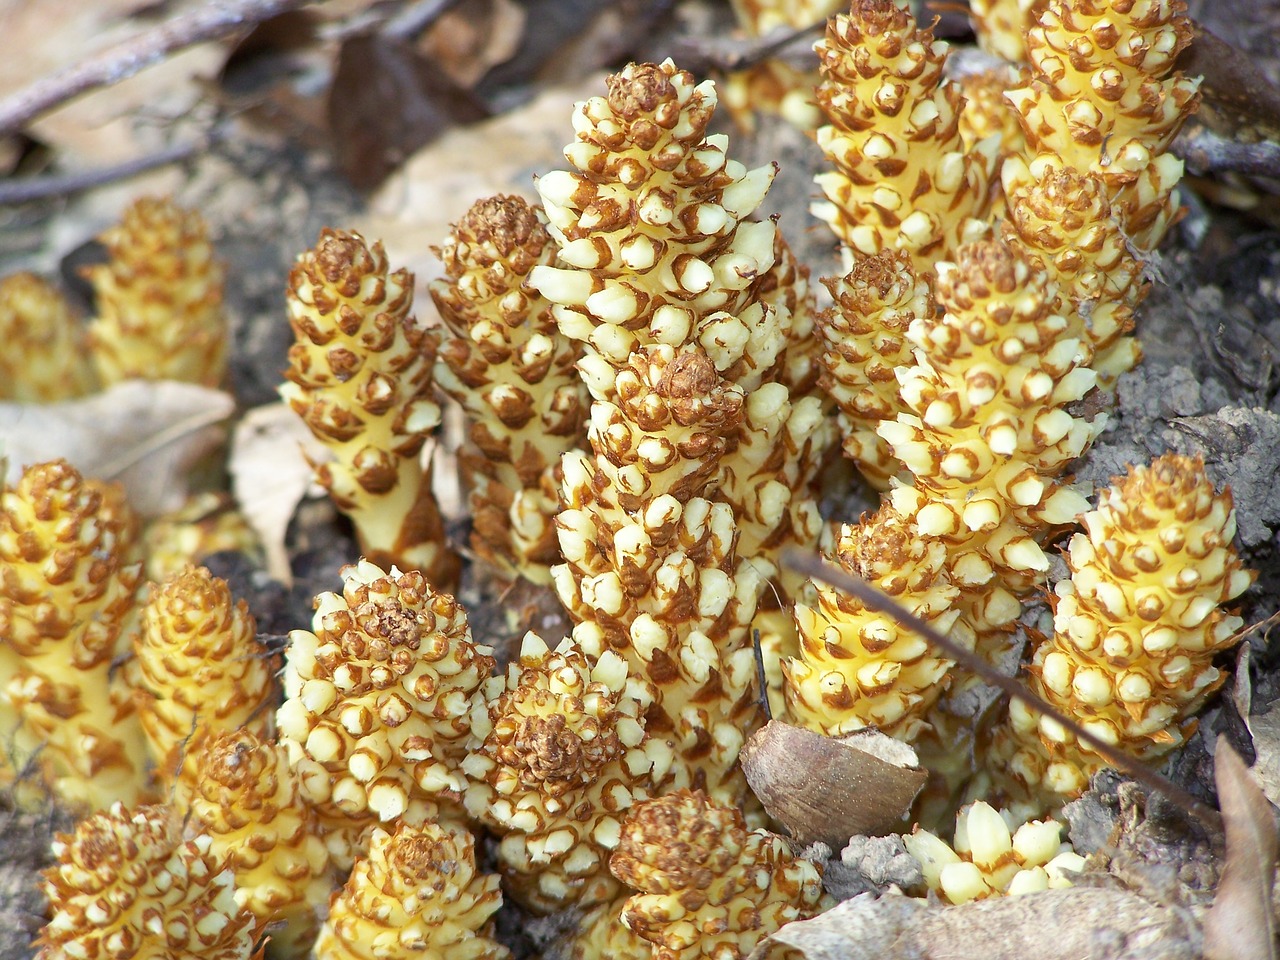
[0,137,211,206]
[752,628,773,722]
[1175,125,1280,181]
[382,0,468,41]
[667,19,826,77]
[783,549,1224,831]
[0,0,313,136]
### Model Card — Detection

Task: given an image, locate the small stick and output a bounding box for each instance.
[752,628,773,722]
[783,548,1224,830]
[0,138,209,206]
[0,0,313,136]
[1176,125,1280,181]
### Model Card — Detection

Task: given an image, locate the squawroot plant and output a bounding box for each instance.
[432,195,589,587]
[282,229,457,586]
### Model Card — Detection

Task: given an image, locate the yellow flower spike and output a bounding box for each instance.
[186,729,333,959]
[999,454,1254,808]
[281,228,457,587]
[554,346,753,648]
[956,64,1030,214]
[1006,0,1201,249]
[0,272,95,402]
[141,491,263,584]
[817,250,932,489]
[904,801,1079,905]
[610,789,826,960]
[432,195,589,585]
[276,560,492,868]
[313,821,508,960]
[761,230,823,397]
[0,460,149,811]
[812,0,999,271]
[882,240,1097,641]
[531,58,830,611]
[133,566,277,787]
[1001,154,1146,389]
[715,379,834,602]
[721,0,846,131]
[85,196,228,388]
[462,634,653,914]
[968,0,1047,62]
[570,895,651,960]
[784,505,968,740]
[552,347,764,803]
[36,802,260,960]
[529,59,782,398]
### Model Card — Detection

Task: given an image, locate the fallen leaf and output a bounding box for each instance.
[740,721,926,847]
[0,0,229,166]
[1232,643,1280,807]
[1204,741,1278,960]
[417,0,526,89]
[0,380,234,515]
[227,401,328,585]
[358,77,592,304]
[327,31,488,192]
[749,887,1202,960]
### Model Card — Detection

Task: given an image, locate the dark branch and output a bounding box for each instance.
[0,137,211,206]
[0,0,313,136]
[1176,125,1280,182]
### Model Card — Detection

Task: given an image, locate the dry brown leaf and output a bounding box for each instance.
[327,32,488,192]
[227,401,329,585]
[740,721,926,847]
[0,380,233,515]
[418,0,526,89]
[1232,644,1280,807]
[358,77,595,308]
[1204,741,1278,960]
[750,887,1202,960]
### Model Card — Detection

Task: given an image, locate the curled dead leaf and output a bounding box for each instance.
[0,379,233,515]
[1233,640,1280,808]
[740,721,926,847]
[1204,741,1278,960]
[227,401,328,585]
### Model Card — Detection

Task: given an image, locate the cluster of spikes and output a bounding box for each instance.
[0,1,1257,958]
[800,0,1233,825]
